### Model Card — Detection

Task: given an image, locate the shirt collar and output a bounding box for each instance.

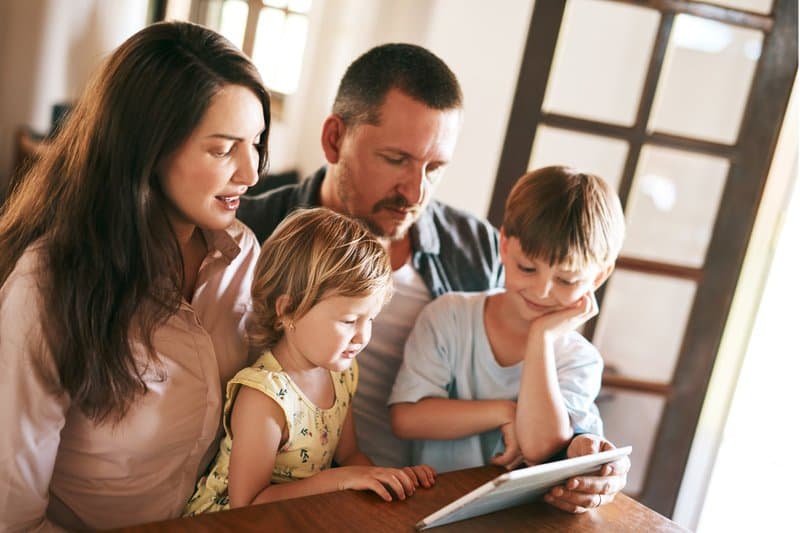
[200,221,245,263]
[410,203,441,256]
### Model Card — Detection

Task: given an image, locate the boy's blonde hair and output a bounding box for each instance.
[502,166,625,270]
[249,207,393,351]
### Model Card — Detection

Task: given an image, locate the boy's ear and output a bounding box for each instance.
[321,114,347,164]
[498,227,509,262]
[592,264,615,290]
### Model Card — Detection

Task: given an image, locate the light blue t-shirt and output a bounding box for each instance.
[388,291,603,473]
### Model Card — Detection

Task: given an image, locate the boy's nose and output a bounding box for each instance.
[531,278,552,298]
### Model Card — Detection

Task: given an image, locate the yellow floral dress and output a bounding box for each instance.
[183,350,358,515]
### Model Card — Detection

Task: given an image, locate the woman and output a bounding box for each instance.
[0,21,270,530]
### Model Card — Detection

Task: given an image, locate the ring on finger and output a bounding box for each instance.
[594,494,603,508]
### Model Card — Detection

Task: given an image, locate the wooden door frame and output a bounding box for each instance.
[489,0,797,516]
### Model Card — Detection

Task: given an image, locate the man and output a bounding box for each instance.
[238,43,629,513]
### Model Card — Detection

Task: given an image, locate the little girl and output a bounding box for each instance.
[185,207,435,514]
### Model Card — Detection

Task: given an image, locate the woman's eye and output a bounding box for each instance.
[213,145,235,157]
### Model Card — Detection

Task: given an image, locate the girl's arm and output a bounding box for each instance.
[390,398,515,440]
[228,393,432,506]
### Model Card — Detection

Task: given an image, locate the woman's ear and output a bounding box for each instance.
[321,114,347,164]
[592,264,615,290]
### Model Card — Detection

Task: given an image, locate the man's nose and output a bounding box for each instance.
[397,166,425,206]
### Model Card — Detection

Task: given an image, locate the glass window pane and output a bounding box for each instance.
[288,0,312,13]
[264,0,288,8]
[649,15,763,145]
[219,0,248,50]
[252,9,309,94]
[623,145,729,267]
[593,270,697,383]
[543,0,660,126]
[702,0,772,14]
[528,126,628,192]
[598,388,665,495]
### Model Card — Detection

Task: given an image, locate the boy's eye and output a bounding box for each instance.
[518,264,536,273]
[558,278,580,286]
[342,319,357,325]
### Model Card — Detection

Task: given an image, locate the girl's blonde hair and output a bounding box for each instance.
[250,207,393,351]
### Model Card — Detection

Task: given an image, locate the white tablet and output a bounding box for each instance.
[416,445,632,530]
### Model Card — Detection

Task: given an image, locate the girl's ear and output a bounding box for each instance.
[592,264,615,290]
[321,114,347,164]
[275,294,293,321]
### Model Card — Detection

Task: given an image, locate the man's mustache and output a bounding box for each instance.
[372,195,422,214]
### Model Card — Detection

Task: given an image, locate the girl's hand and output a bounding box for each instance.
[337,466,423,501]
[401,464,437,488]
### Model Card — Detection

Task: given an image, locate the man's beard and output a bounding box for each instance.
[337,165,422,241]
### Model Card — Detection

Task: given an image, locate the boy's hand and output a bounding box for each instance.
[337,466,424,501]
[529,292,598,340]
[544,434,630,513]
[490,420,523,470]
[401,464,437,488]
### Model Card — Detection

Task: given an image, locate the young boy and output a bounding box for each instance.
[388,166,625,473]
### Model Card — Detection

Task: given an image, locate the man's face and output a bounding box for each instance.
[328,89,462,240]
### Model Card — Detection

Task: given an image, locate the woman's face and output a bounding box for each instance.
[158,84,265,241]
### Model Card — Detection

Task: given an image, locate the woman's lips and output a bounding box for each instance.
[216,196,240,210]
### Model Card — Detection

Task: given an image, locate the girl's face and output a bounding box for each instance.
[158,84,265,242]
[282,290,387,373]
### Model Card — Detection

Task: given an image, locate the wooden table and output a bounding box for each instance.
[112,466,688,532]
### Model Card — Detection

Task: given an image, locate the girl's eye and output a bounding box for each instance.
[518,264,536,273]
[342,319,357,325]
[558,278,579,286]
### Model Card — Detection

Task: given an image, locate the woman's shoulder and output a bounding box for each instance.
[1,242,47,297]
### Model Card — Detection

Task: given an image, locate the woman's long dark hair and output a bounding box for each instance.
[0,21,270,423]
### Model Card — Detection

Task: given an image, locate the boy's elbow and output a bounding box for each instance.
[389,403,415,438]
[520,429,574,465]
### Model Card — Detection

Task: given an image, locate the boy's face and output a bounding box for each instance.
[499,233,612,321]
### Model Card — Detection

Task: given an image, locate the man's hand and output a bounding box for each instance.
[543,434,629,513]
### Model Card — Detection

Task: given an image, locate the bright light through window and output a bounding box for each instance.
[219,0,248,50]
[206,0,312,96]
[253,8,308,94]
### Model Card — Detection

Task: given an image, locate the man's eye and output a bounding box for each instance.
[384,155,404,165]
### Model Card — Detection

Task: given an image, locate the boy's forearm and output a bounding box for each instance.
[391,398,515,440]
[516,331,573,463]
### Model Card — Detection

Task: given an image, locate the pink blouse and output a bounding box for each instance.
[0,221,260,531]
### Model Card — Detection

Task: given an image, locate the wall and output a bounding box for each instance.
[0,0,149,196]
[274,0,533,218]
